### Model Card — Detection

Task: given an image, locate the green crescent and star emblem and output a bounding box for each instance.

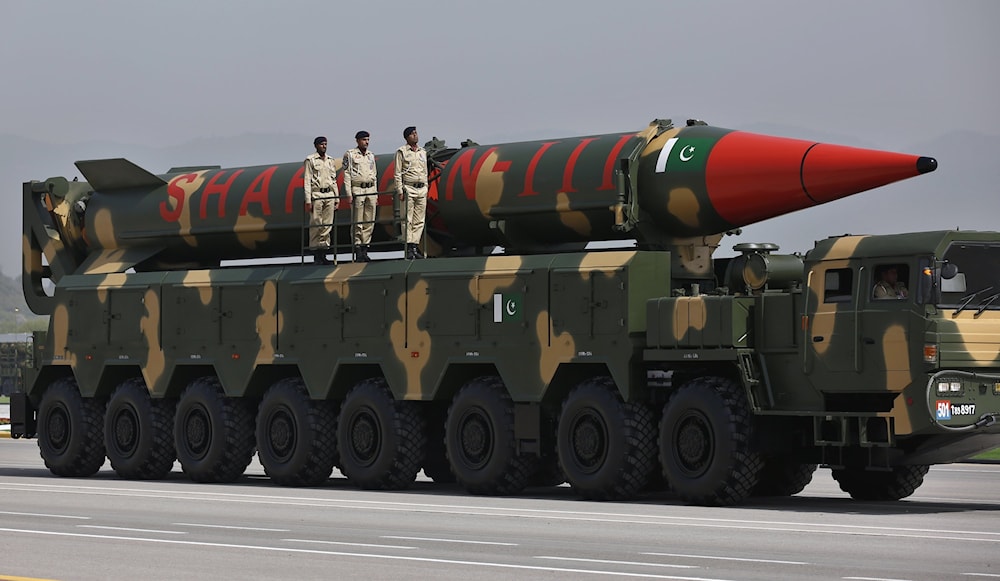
[654,135,717,173]
[493,292,522,323]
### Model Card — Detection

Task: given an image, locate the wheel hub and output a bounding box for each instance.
[458,408,492,469]
[183,406,211,459]
[348,407,380,466]
[570,411,607,473]
[111,405,140,458]
[675,411,712,476]
[267,408,295,462]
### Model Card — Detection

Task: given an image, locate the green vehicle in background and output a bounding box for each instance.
[12,118,1000,505]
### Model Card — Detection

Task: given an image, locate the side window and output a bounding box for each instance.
[824,268,854,303]
[872,263,910,300]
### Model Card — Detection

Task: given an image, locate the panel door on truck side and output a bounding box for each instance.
[805,264,861,390]
[861,261,917,391]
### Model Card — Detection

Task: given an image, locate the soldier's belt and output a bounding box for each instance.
[352,181,375,188]
[404,181,426,188]
[316,187,333,193]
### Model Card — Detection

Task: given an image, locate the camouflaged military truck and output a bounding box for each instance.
[14,119,1000,506]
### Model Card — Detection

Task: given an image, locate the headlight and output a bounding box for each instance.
[938,381,950,393]
[950,381,962,392]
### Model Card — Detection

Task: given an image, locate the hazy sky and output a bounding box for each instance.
[1,1,998,277]
[3,1,995,147]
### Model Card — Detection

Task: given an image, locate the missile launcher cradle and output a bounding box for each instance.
[14,118,1000,505]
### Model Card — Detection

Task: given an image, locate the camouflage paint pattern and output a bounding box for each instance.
[21,118,999,502]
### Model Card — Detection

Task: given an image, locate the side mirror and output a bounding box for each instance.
[941,263,959,280]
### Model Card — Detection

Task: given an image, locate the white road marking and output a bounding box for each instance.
[844,577,913,581]
[382,535,517,546]
[0,511,89,520]
[77,525,186,535]
[173,523,290,532]
[285,538,416,550]
[964,574,1000,578]
[2,482,999,543]
[536,556,696,569]
[643,552,807,565]
[0,527,735,580]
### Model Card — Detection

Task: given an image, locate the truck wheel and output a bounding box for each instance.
[337,378,425,490]
[557,377,656,500]
[256,378,337,487]
[174,377,255,483]
[831,465,930,500]
[105,378,176,480]
[752,458,817,497]
[37,378,106,477]
[445,376,534,495]
[659,376,762,506]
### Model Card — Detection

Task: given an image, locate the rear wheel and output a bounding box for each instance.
[557,377,656,500]
[105,378,175,480]
[337,378,425,490]
[445,376,534,495]
[256,378,338,487]
[831,465,930,501]
[37,378,106,477]
[174,377,255,483]
[659,376,762,506]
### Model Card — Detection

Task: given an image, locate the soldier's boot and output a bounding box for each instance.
[406,243,425,259]
[314,249,331,265]
[357,245,371,263]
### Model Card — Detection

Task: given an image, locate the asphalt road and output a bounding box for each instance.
[1,438,998,581]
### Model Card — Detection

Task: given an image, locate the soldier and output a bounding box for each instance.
[304,136,338,265]
[394,126,428,259]
[874,265,908,299]
[343,130,378,262]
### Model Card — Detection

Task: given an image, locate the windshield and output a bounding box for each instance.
[936,242,1000,312]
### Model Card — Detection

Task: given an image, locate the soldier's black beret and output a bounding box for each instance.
[355,131,370,139]
[313,136,327,145]
[403,126,417,138]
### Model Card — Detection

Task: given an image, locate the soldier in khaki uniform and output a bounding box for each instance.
[343,130,378,262]
[304,136,339,265]
[873,265,909,299]
[394,126,428,259]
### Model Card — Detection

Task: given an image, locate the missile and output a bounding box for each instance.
[28,119,936,274]
[430,120,937,252]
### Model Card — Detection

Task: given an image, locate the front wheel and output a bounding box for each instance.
[831,465,930,501]
[37,378,106,477]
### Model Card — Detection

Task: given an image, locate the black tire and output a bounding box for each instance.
[752,458,818,497]
[256,378,338,487]
[105,378,176,480]
[337,378,426,490]
[659,376,762,506]
[445,377,534,495]
[174,377,256,483]
[37,378,106,477]
[831,465,930,501]
[557,377,656,501]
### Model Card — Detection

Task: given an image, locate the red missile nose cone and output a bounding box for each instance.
[704,131,937,227]
[802,144,937,203]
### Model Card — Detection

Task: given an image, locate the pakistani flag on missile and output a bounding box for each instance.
[653,135,718,174]
[493,293,522,323]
